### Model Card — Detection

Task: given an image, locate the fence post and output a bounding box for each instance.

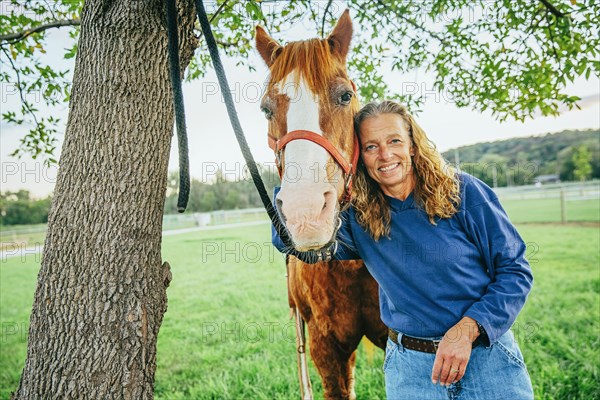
[560,188,567,224]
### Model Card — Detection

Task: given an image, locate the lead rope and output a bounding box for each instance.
[166,0,190,212]
[192,0,337,264]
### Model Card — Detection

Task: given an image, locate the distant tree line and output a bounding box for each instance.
[0,166,280,226]
[442,129,599,187]
[2,130,598,224]
[0,190,52,226]
[163,163,281,214]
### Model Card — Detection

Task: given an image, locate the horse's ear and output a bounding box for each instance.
[327,9,353,60]
[255,25,283,68]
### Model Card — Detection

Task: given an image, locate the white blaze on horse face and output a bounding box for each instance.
[280,75,329,184]
[276,74,338,251]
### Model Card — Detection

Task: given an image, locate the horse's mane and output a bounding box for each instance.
[267,39,347,100]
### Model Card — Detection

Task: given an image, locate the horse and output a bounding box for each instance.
[255,11,388,400]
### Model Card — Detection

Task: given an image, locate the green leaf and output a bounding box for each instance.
[245,1,264,21]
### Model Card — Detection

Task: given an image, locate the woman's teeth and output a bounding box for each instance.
[379,163,399,172]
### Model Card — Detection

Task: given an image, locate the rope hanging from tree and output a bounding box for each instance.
[165,0,190,213]
[165,0,337,263]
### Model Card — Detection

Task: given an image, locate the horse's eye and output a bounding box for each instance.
[261,107,273,120]
[338,91,353,106]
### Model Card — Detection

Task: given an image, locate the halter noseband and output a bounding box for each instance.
[268,129,360,210]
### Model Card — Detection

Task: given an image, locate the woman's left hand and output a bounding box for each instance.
[431,316,480,386]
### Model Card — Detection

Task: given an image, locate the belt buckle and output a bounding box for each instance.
[388,329,398,345]
[432,340,441,352]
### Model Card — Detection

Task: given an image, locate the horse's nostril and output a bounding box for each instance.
[320,190,336,217]
[323,191,335,207]
[275,198,286,223]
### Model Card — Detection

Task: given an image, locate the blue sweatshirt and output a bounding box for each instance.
[272,173,533,344]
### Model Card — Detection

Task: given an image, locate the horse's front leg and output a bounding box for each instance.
[306,322,358,400]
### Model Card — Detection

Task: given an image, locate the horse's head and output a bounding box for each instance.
[256,11,358,252]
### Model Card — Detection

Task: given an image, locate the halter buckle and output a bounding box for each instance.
[317,240,338,262]
[275,148,284,177]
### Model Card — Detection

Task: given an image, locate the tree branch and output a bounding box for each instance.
[0,47,41,128]
[538,0,567,18]
[321,0,334,38]
[374,0,448,46]
[0,19,80,44]
[196,0,230,40]
[210,0,230,24]
[216,38,248,48]
[43,0,59,21]
[196,0,248,50]
[545,10,562,85]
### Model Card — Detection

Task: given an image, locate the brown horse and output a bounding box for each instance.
[255,11,388,400]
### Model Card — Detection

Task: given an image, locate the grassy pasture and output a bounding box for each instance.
[1,222,598,399]
[501,197,599,224]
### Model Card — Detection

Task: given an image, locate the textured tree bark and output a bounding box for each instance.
[12,0,197,398]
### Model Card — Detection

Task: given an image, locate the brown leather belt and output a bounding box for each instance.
[388,329,483,354]
[388,329,439,353]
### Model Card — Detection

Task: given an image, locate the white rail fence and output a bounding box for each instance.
[2,181,598,241]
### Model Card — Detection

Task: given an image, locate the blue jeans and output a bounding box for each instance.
[384,330,533,400]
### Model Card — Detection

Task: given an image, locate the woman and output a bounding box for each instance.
[274,100,534,399]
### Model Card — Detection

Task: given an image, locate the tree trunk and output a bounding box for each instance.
[12,0,196,398]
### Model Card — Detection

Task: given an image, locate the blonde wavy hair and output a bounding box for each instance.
[352,101,460,240]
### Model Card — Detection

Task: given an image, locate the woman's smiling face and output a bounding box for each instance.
[359,113,416,200]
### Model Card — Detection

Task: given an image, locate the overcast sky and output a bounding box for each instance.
[1,6,598,198]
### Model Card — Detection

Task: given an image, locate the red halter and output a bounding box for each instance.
[268,129,360,209]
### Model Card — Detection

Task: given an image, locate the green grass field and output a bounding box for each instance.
[0,224,47,253]
[1,222,598,399]
[501,198,599,224]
